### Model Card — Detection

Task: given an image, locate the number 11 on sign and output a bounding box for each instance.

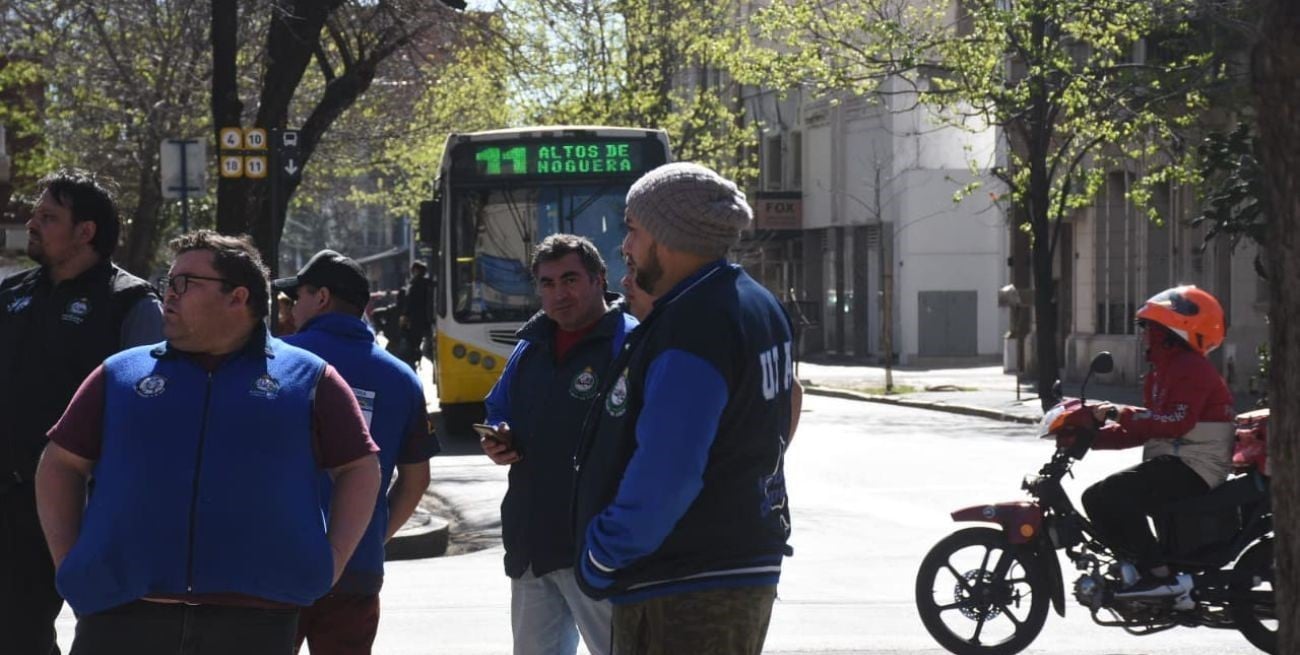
[476,146,527,175]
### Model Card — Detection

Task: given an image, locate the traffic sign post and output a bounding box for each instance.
[161,138,207,232]
[267,128,303,310]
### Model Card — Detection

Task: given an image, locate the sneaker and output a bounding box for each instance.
[1115,573,1193,600]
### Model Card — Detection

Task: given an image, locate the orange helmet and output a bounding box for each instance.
[1135,285,1225,356]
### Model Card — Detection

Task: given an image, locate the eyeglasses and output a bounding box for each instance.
[158,273,231,296]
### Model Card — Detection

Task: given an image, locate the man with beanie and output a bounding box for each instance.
[573,163,795,655]
[274,250,440,654]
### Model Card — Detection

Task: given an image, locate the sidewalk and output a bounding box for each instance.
[795,358,1142,425]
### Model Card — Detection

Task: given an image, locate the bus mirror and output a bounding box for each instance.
[419,199,441,246]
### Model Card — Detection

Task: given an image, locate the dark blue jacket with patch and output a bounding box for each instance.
[286,312,437,593]
[485,301,636,579]
[56,333,335,615]
[574,261,794,603]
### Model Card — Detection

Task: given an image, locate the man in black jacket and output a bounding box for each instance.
[0,169,162,653]
[480,235,636,655]
[398,261,432,369]
[574,163,794,655]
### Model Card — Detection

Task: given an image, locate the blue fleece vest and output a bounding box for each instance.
[56,336,334,616]
[286,312,430,590]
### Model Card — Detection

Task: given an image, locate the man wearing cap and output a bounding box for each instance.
[273,250,439,655]
[35,230,381,652]
[573,163,795,654]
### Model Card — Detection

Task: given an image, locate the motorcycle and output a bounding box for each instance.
[914,352,1276,654]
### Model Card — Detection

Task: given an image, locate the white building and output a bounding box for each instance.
[740,79,1009,364]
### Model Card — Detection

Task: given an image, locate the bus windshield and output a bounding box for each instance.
[450,183,630,323]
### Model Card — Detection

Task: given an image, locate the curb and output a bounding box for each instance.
[804,385,1040,425]
[385,511,451,561]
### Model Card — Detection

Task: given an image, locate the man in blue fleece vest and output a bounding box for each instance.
[574,163,795,655]
[35,231,381,654]
[274,249,440,654]
[481,234,636,655]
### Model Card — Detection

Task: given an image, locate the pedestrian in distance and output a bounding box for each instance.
[398,261,433,370]
[574,162,796,655]
[34,230,381,655]
[273,249,441,655]
[480,234,637,655]
[0,168,163,654]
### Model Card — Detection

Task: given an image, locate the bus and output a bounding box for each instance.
[419,126,672,429]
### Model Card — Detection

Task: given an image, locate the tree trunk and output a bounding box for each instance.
[1252,1,1300,651]
[120,150,165,276]
[212,0,245,237]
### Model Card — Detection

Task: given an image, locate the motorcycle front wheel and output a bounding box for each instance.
[1230,538,1277,654]
[915,526,1050,655]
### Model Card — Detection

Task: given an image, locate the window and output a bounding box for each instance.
[1094,172,1140,335]
[789,131,803,190]
[765,134,783,190]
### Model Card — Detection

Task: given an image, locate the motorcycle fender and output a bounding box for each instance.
[950,502,1043,545]
[1036,537,1066,617]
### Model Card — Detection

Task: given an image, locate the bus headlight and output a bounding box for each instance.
[483,356,496,370]
[452,344,467,359]
[468,351,481,365]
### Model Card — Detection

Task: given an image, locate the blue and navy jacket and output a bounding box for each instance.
[485,300,636,579]
[573,261,794,603]
[285,312,437,594]
[57,331,337,616]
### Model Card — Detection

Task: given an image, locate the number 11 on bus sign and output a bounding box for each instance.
[476,146,527,175]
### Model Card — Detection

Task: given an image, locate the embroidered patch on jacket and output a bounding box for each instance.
[250,374,281,399]
[62,297,91,324]
[604,369,629,417]
[6,295,31,314]
[570,366,599,400]
[135,374,168,398]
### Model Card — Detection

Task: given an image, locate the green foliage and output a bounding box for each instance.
[357,0,758,217]
[729,0,1225,233]
[1190,121,1268,257]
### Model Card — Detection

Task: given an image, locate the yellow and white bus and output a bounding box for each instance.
[420,126,672,429]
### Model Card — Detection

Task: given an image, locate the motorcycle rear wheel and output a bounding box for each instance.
[1230,539,1277,654]
[915,527,1049,655]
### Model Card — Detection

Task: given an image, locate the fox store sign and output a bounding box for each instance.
[754,192,802,230]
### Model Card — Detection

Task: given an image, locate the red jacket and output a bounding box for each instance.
[1093,339,1235,450]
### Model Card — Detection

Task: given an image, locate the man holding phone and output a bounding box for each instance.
[480,234,636,655]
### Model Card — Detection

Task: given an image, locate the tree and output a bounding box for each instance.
[361,0,760,220]
[210,0,464,273]
[1251,0,1300,650]
[2,0,213,274]
[730,0,1225,408]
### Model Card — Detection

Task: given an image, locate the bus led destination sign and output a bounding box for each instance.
[465,140,651,178]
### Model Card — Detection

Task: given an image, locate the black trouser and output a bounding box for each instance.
[1082,455,1209,571]
[71,601,299,655]
[1,482,64,654]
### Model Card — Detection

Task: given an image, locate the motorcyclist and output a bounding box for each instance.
[1073,286,1235,604]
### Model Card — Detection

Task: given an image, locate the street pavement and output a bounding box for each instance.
[54,358,1268,653]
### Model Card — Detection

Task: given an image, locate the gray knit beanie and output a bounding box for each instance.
[625,162,752,258]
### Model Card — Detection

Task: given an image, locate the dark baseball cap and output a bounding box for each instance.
[272,249,370,309]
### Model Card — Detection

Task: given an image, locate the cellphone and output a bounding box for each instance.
[473,423,511,446]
